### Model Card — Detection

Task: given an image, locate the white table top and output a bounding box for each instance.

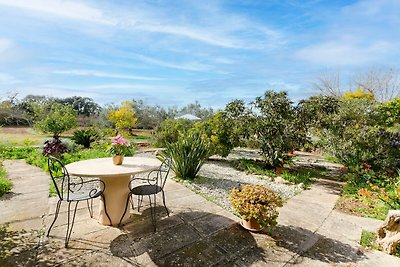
[65,156,161,177]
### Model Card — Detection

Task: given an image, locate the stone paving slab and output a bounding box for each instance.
[2,157,400,266]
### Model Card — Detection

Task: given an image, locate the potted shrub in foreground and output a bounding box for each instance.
[230,184,283,231]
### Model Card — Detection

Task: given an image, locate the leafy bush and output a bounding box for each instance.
[0,165,12,197]
[230,184,283,228]
[373,97,400,127]
[107,101,138,132]
[252,91,306,166]
[191,111,236,157]
[72,128,99,148]
[160,133,209,180]
[34,103,77,139]
[154,118,194,147]
[42,138,69,157]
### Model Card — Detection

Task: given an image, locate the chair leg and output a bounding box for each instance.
[149,194,157,232]
[137,195,144,212]
[86,199,93,218]
[101,194,112,226]
[118,192,132,227]
[65,201,79,248]
[161,190,169,217]
[130,195,135,210]
[47,199,62,237]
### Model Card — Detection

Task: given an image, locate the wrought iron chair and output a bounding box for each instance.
[46,156,111,247]
[119,158,171,230]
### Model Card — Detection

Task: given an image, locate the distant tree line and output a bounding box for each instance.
[0,94,214,129]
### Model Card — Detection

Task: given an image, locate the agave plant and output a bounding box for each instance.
[160,133,209,180]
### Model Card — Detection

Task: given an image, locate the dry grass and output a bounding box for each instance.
[0,127,50,146]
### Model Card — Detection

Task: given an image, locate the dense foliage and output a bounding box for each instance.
[107,101,138,133]
[160,133,209,180]
[42,138,69,157]
[72,128,99,148]
[230,184,283,228]
[154,118,194,147]
[34,103,77,139]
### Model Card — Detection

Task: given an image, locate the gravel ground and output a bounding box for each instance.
[137,148,340,214]
[181,159,304,213]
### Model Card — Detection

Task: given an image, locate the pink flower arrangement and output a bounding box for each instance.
[108,134,132,156]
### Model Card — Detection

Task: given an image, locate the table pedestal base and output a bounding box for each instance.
[99,175,131,226]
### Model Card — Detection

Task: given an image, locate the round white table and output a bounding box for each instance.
[65,156,161,226]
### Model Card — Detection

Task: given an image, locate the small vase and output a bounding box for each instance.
[113,155,124,165]
[240,218,263,232]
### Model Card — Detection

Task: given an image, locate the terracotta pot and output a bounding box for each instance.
[113,155,124,165]
[240,218,263,232]
[275,166,284,174]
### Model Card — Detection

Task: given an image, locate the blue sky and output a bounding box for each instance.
[0,0,399,108]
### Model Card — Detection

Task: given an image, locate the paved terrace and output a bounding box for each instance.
[1,157,400,266]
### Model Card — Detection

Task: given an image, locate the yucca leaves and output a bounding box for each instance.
[160,133,209,180]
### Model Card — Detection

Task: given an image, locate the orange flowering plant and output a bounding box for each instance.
[229,184,283,228]
[358,179,400,210]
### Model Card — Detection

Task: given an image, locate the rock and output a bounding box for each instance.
[377,210,400,255]
[274,177,288,184]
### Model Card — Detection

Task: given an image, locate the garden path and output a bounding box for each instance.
[1,154,400,266]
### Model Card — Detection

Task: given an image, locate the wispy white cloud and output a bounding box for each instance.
[0,73,20,84]
[0,0,115,25]
[133,24,241,49]
[130,53,213,72]
[53,69,162,81]
[295,40,393,66]
[87,83,185,94]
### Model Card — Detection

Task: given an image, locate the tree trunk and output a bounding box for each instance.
[377,210,400,254]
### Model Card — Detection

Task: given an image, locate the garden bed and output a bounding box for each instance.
[176,150,331,213]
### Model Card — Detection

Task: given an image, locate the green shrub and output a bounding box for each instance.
[0,165,12,197]
[252,91,306,166]
[191,111,236,157]
[230,184,283,228]
[34,103,77,139]
[154,118,194,147]
[72,128,99,148]
[160,133,209,180]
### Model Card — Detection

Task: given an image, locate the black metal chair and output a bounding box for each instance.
[119,158,171,230]
[46,156,111,248]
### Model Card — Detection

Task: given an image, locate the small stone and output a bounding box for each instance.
[274,177,287,184]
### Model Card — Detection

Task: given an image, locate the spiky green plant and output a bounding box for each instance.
[72,128,99,148]
[160,133,209,180]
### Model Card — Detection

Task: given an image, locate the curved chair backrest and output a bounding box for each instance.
[158,158,171,189]
[47,156,71,201]
[142,157,171,189]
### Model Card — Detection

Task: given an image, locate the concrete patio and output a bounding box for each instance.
[1,157,400,266]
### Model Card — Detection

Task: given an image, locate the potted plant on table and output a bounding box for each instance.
[108,134,134,165]
[230,184,283,231]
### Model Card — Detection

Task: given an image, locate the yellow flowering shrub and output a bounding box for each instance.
[230,184,283,228]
